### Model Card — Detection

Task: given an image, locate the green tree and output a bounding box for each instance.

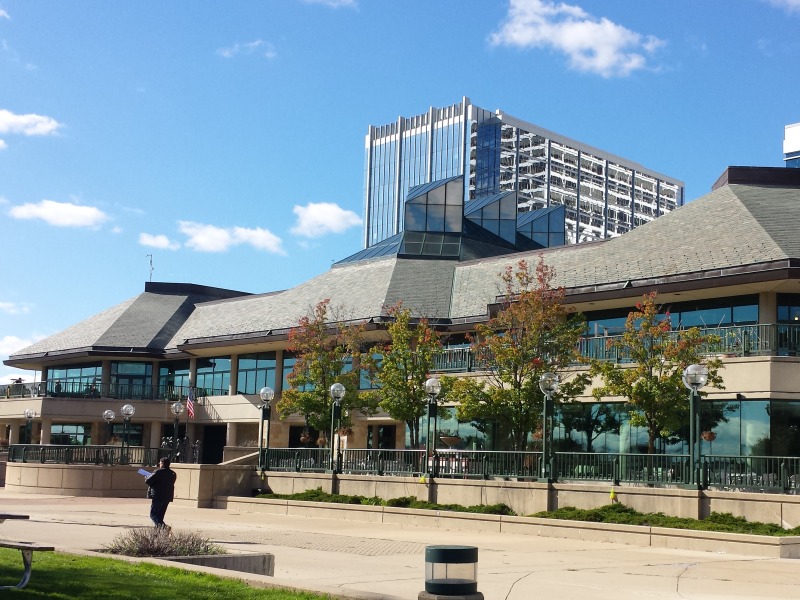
[589,292,725,454]
[363,303,442,449]
[277,299,379,442]
[448,258,589,451]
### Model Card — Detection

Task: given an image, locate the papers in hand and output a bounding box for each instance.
[138,468,152,477]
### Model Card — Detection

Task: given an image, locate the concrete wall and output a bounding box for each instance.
[4,462,252,507]
[7,461,800,528]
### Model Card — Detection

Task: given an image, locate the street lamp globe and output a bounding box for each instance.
[259,386,275,408]
[425,377,442,399]
[329,382,346,403]
[103,409,115,423]
[539,372,560,395]
[171,401,184,417]
[682,364,708,392]
[23,408,37,421]
[121,404,136,418]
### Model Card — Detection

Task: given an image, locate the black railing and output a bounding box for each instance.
[432,323,800,372]
[11,444,800,493]
[0,382,213,402]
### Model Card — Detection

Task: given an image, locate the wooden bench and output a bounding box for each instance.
[0,540,55,589]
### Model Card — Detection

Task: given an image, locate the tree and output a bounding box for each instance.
[362,303,442,449]
[447,257,589,451]
[589,292,725,454]
[277,299,379,442]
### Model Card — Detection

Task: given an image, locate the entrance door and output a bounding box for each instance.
[202,425,227,464]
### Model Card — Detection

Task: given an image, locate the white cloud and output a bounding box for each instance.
[0,334,40,357]
[9,199,109,228]
[0,301,30,315]
[217,39,277,60]
[302,0,357,7]
[766,0,800,13]
[291,202,362,238]
[489,0,665,78]
[139,233,180,250]
[177,220,286,254]
[0,9,9,19]
[0,108,61,136]
[0,139,7,150]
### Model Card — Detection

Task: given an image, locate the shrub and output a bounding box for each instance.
[104,527,225,557]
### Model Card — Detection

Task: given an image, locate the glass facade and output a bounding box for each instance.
[364,98,684,248]
[111,361,152,399]
[47,363,102,397]
[159,360,191,396]
[236,352,276,395]
[195,357,231,395]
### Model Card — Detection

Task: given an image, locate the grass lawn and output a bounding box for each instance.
[0,549,333,599]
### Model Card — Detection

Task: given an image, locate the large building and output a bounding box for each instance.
[785,122,800,168]
[363,97,684,248]
[4,166,800,464]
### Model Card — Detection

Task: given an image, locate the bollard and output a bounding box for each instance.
[419,545,483,600]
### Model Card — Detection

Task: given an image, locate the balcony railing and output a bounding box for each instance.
[0,382,213,402]
[432,323,800,372]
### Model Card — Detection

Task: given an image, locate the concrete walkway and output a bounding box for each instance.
[0,491,799,600]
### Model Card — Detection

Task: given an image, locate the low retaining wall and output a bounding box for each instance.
[4,462,253,507]
[167,552,274,576]
[216,496,800,559]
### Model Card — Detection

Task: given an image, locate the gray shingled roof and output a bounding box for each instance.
[168,257,457,346]
[10,179,800,361]
[449,183,791,318]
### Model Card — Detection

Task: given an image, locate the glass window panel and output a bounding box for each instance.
[446,179,464,206]
[500,196,517,218]
[405,203,426,231]
[427,205,445,231]
[483,219,499,235]
[499,220,517,242]
[740,400,770,456]
[732,304,758,324]
[482,202,499,219]
[428,186,446,205]
[445,206,462,233]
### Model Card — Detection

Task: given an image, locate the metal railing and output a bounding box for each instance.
[9,443,800,494]
[0,382,212,402]
[7,444,167,466]
[431,323,800,372]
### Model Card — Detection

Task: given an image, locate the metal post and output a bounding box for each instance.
[425,377,441,478]
[682,365,708,489]
[258,387,274,472]
[538,373,559,483]
[329,383,345,473]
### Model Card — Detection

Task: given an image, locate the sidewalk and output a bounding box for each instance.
[1,491,800,599]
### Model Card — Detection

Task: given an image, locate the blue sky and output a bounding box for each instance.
[2,0,800,382]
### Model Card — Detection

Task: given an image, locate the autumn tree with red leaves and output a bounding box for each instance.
[589,292,724,454]
[447,257,588,451]
[277,299,379,440]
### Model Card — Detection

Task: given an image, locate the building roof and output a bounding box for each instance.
[8,168,800,367]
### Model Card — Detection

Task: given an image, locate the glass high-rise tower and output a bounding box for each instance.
[363,97,684,249]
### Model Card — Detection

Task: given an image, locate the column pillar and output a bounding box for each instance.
[759,292,777,324]
[40,417,52,445]
[149,421,162,449]
[8,422,20,445]
[101,360,111,396]
[229,355,239,396]
[227,422,238,447]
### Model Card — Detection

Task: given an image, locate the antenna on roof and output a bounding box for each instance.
[146,254,154,282]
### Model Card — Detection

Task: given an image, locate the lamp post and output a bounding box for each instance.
[538,372,560,482]
[682,364,708,488]
[258,386,274,471]
[23,409,37,444]
[170,401,184,461]
[329,383,345,472]
[102,409,115,443]
[120,403,135,461]
[425,377,442,477]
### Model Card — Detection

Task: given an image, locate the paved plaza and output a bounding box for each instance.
[1,490,799,599]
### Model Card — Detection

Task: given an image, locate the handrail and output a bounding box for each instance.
[10,444,800,494]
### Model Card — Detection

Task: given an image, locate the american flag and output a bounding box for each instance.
[187,387,195,419]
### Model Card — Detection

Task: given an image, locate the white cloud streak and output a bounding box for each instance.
[139,233,180,250]
[0,108,61,148]
[766,0,800,13]
[489,0,665,78]
[217,39,277,60]
[0,301,30,315]
[177,221,285,254]
[9,199,109,228]
[291,202,362,238]
[0,9,9,19]
[302,0,357,7]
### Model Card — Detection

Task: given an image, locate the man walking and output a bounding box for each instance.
[145,457,177,529]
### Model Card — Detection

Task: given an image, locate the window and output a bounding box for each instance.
[237,352,276,395]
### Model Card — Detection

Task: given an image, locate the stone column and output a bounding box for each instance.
[39,417,52,445]
[227,422,238,447]
[229,355,239,396]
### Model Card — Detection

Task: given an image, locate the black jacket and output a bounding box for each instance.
[145,466,176,502]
